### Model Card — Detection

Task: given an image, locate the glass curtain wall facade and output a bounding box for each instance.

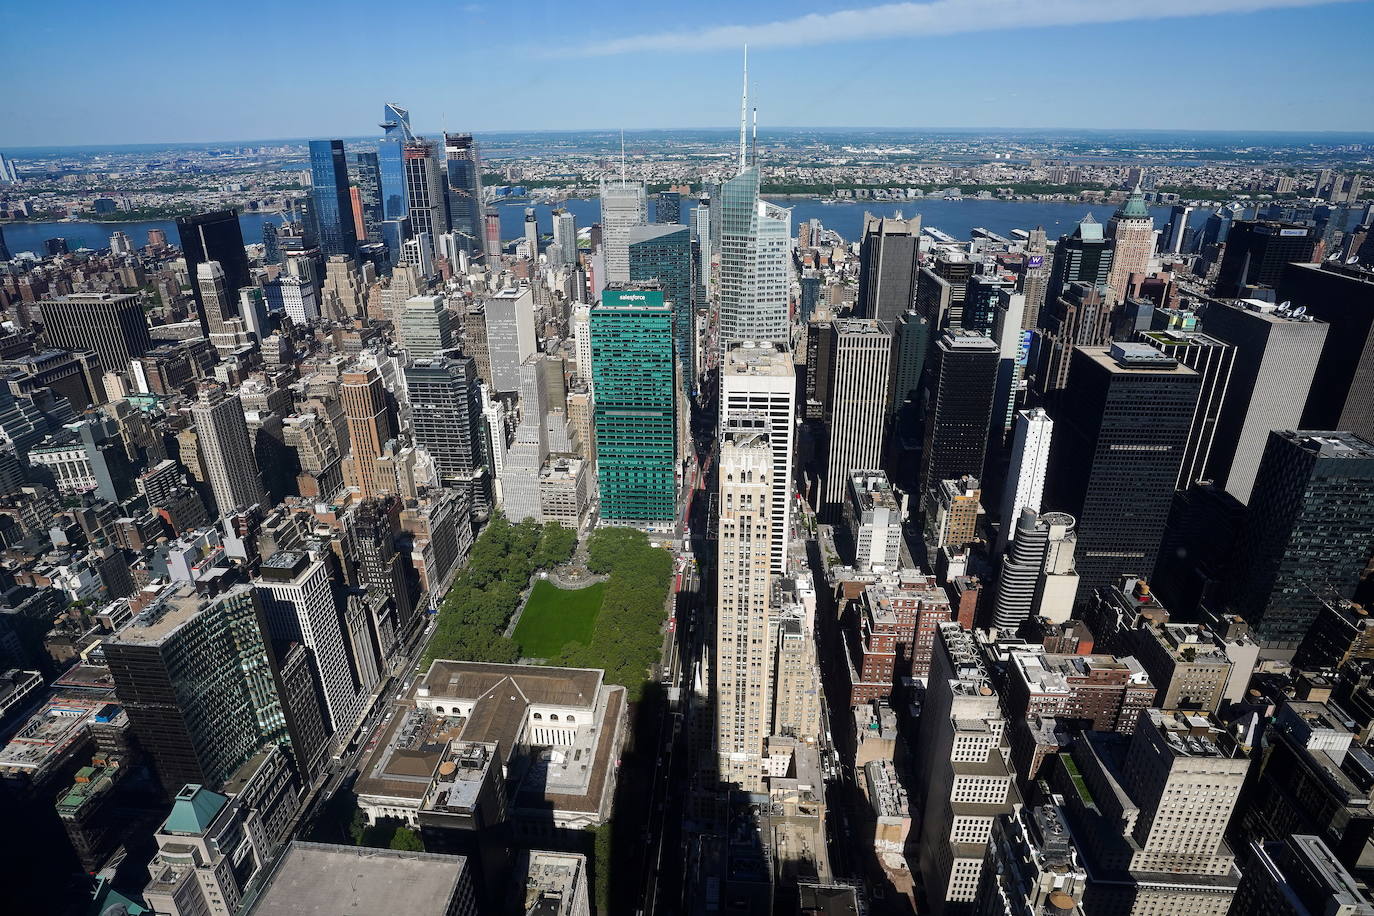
[378,102,412,222]
[629,224,694,394]
[591,288,676,525]
[444,132,485,256]
[308,139,357,258]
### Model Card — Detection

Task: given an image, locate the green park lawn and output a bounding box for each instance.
[513,579,605,658]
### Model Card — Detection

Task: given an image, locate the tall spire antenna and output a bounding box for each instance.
[739,45,749,171]
[620,129,627,182]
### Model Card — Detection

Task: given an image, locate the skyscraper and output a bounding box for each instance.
[552,208,577,267]
[599,180,647,283]
[721,341,796,575]
[993,509,1079,630]
[1138,329,1236,490]
[484,286,536,394]
[351,150,382,243]
[917,624,1019,914]
[192,383,268,515]
[403,138,448,242]
[856,213,921,323]
[1279,262,1374,442]
[629,223,694,394]
[103,585,302,794]
[1231,835,1374,916]
[308,139,357,258]
[1230,431,1374,651]
[256,550,368,739]
[443,132,484,257]
[0,224,10,262]
[1046,343,1201,596]
[718,156,791,351]
[996,408,1053,555]
[1200,298,1327,504]
[1214,220,1317,297]
[1104,186,1154,302]
[341,365,397,499]
[397,294,455,362]
[889,310,931,421]
[1045,214,1113,308]
[820,319,892,521]
[405,357,486,494]
[591,286,676,527]
[919,329,1000,500]
[523,208,539,258]
[654,190,681,223]
[378,102,413,222]
[1162,204,1193,255]
[38,292,152,370]
[177,210,251,323]
[715,423,775,792]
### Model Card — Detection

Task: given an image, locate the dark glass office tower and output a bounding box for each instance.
[308,139,357,258]
[378,102,412,223]
[444,132,484,256]
[1213,220,1317,297]
[352,151,383,243]
[177,209,251,320]
[1045,214,1113,309]
[262,220,281,265]
[0,224,10,262]
[654,191,681,224]
[919,329,1000,498]
[1045,343,1201,596]
[404,356,487,492]
[965,274,1014,337]
[857,214,922,323]
[1279,262,1374,442]
[1230,431,1374,651]
[629,224,694,394]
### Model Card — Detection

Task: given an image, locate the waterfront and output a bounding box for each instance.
[0,196,1214,255]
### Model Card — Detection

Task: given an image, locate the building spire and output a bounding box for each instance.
[620,129,626,182]
[739,45,749,172]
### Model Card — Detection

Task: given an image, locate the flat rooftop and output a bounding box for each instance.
[104,585,238,646]
[420,660,602,709]
[247,842,470,916]
[723,341,792,376]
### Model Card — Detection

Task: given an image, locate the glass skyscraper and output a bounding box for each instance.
[629,224,694,394]
[351,151,382,243]
[718,164,791,353]
[444,132,485,257]
[378,102,412,223]
[591,287,676,526]
[308,139,357,258]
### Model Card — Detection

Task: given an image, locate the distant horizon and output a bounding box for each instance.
[7,124,1374,156]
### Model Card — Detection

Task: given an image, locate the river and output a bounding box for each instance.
[0,196,1214,255]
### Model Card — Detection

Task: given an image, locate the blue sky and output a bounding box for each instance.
[1,0,1372,146]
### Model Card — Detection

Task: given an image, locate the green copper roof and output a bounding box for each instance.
[1116,186,1150,220]
[162,784,228,835]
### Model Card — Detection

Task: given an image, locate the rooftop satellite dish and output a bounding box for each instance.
[1293,306,1307,317]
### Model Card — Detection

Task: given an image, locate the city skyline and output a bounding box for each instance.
[4,0,1374,146]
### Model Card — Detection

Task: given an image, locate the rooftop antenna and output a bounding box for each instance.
[620,129,627,183]
[739,45,749,171]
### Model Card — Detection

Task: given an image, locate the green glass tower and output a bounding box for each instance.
[591,286,677,526]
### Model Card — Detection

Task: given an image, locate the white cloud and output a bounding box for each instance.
[568,0,1360,55]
